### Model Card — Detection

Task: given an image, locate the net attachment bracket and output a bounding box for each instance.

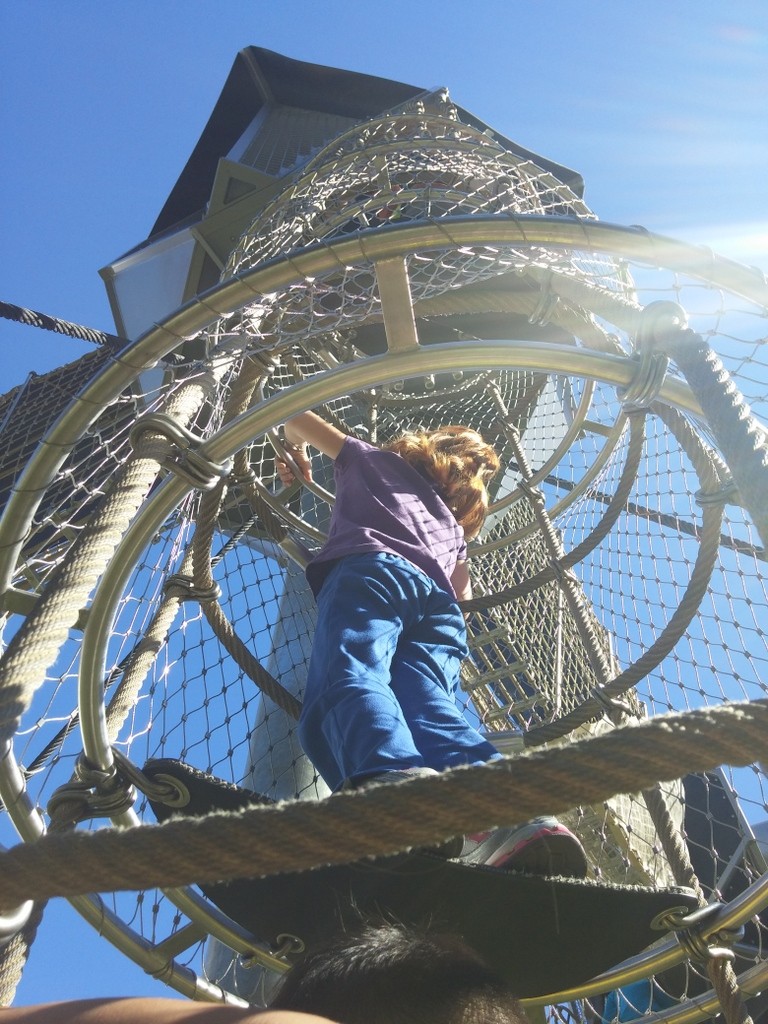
[130,413,233,491]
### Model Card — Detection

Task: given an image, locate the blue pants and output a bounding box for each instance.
[299,552,500,791]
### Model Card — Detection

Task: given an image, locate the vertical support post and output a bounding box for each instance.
[374,257,421,352]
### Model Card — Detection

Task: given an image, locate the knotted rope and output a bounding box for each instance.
[0,378,214,749]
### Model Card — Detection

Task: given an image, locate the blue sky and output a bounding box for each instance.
[2,0,768,1008]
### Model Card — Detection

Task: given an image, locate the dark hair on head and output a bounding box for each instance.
[384,426,500,540]
[270,921,525,1024]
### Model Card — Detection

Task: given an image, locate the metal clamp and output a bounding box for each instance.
[620,300,691,409]
[270,427,311,487]
[695,479,740,507]
[129,413,233,491]
[547,558,577,586]
[229,467,257,487]
[0,897,34,945]
[275,427,308,455]
[620,349,670,410]
[273,932,306,958]
[518,479,544,507]
[239,932,305,971]
[588,686,635,717]
[653,902,744,963]
[163,573,221,603]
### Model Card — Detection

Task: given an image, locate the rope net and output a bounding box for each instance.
[0,92,766,1021]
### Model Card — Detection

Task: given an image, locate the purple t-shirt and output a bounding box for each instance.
[306,436,467,598]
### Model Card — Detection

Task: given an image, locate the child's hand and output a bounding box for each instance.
[276,411,345,486]
[277,445,312,486]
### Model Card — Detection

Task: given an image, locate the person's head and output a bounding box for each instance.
[270,921,525,1024]
[385,426,500,539]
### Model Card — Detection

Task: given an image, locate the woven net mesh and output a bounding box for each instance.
[0,94,766,1020]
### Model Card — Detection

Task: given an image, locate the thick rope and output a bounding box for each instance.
[0,457,163,745]
[103,551,194,743]
[654,324,768,550]
[0,300,125,348]
[202,599,302,719]
[6,598,193,790]
[485,382,620,687]
[650,402,731,493]
[502,422,615,685]
[520,265,645,341]
[0,901,46,1007]
[0,379,214,749]
[238,473,289,545]
[415,281,626,355]
[0,699,763,904]
[526,496,723,745]
[170,355,304,717]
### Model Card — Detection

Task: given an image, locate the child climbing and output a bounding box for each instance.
[277,411,587,877]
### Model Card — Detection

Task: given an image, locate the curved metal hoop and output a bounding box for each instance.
[1,218,766,1010]
[8,213,763,603]
[55,338,748,1005]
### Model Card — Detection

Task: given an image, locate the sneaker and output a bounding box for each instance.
[460,816,588,878]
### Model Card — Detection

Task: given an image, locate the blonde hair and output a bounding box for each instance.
[385,426,500,539]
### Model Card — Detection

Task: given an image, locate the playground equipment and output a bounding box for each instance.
[0,48,766,1022]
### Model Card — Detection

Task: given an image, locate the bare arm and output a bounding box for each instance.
[0,998,337,1024]
[276,412,348,486]
[283,412,347,460]
[450,560,472,604]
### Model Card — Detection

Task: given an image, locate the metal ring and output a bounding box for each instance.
[110,750,190,807]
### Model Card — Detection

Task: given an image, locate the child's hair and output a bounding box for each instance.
[385,426,500,539]
[270,921,525,1024]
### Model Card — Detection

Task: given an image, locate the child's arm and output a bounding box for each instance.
[284,412,347,459]
[0,998,337,1024]
[277,412,348,485]
[450,560,472,604]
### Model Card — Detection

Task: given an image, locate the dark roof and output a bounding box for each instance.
[150,47,584,239]
[151,48,423,237]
